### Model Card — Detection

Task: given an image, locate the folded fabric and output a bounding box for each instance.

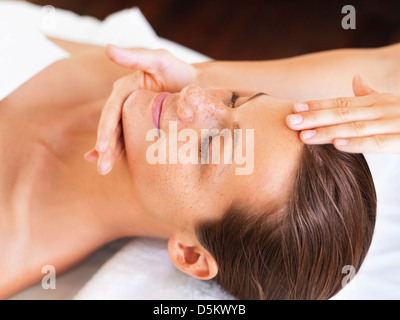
[74,238,235,300]
[0,21,69,101]
[0,1,210,63]
[0,1,159,48]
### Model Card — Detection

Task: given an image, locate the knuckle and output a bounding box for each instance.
[320,125,340,143]
[112,78,124,89]
[315,127,329,141]
[374,135,388,148]
[307,100,321,110]
[351,121,366,135]
[337,106,351,119]
[114,78,124,87]
[336,97,350,108]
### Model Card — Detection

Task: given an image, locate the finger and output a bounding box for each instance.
[96,76,133,152]
[101,120,122,157]
[105,44,164,73]
[293,95,376,113]
[299,118,400,144]
[333,134,400,154]
[97,138,125,175]
[352,73,378,97]
[286,106,381,130]
[83,148,99,162]
[97,122,123,174]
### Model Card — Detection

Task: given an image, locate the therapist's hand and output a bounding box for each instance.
[84,44,196,175]
[286,74,400,154]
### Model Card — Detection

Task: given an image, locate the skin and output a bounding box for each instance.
[93,44,400,173]
[0,38,301,298]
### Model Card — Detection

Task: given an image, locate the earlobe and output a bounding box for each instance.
[167,237,218,280]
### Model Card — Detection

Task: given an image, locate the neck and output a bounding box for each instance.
[91,152,173,242]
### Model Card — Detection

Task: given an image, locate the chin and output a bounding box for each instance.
[122,89,157,180]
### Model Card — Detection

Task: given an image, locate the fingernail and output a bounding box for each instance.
[98,159,111,175]
[287,114,303,126]
[84,152,98,162]
[294,103,309,112]
[335,139,349,146]
[301,130,316,140]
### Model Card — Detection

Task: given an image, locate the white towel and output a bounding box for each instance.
[0,21,69,101]
[74,238,235,300]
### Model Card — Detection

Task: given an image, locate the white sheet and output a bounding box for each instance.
[3,1,400,300]
[74,238,234,300]
[332,154,400,300]
[0,21,69,101]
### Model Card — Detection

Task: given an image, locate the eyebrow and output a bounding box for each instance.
[245,92,268,103]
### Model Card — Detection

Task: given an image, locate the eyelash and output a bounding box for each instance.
[230,91,239,108]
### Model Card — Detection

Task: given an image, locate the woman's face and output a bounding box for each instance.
[122,85,303,233]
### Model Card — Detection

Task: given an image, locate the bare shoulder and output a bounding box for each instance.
[46,37,104,56]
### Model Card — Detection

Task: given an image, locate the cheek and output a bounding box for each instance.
[134,163,204,224]
[135,162,231,227]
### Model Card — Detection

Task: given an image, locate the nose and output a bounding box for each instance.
[177,85,224,124]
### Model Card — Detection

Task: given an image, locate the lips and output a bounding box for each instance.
[152,92,170,132]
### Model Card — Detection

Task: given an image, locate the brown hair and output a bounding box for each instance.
[195,144,376,300]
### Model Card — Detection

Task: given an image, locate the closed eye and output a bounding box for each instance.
[234,92,268,108]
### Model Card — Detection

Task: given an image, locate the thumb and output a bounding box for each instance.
[352,73,378,96]
[105,44,162,73]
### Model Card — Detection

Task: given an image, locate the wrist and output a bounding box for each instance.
[192,61,210,88]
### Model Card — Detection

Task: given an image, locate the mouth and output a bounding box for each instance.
[152,92,170,133]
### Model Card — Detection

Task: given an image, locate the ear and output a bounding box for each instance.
[167,236,218,280]
[352,74,378,96]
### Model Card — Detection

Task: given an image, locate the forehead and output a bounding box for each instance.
[204,88,231,96]
[227,95,303,208]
